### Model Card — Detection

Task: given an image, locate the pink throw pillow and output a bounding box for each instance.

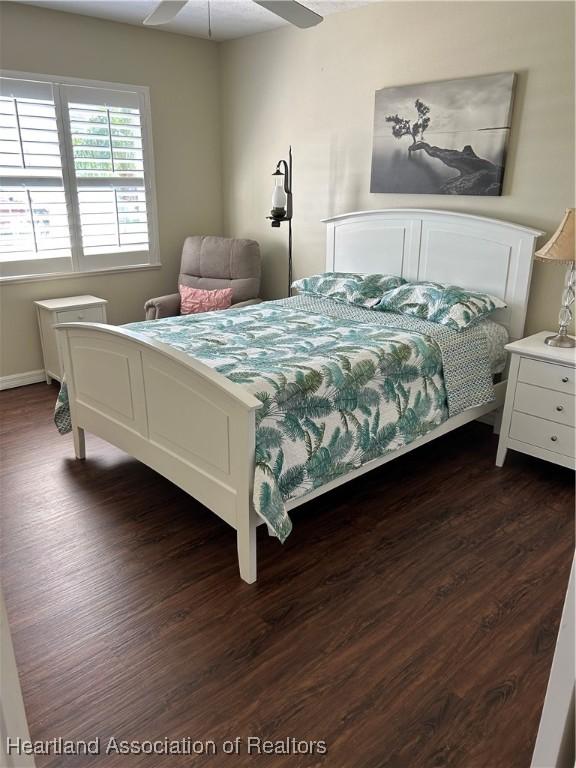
[179,285,233,315]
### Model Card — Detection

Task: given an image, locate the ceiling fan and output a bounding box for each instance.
[143,0,323,31]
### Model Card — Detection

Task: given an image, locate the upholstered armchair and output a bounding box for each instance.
[144,235,262,321]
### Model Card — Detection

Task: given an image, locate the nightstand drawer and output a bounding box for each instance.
[514,382,575,427]
[56,307,104,324]
[510,412,575,458]
[518,357,575,395]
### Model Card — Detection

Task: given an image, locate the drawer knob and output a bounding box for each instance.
[556,405,564,412]
[550,435,558,442]
[561,376,569,383]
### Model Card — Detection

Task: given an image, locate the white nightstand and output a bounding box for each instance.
[496,332,575,470]
[34,295,108,384]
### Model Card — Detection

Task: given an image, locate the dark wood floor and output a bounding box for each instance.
[1,383,573,768]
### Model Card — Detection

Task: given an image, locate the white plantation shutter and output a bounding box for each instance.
[63,84,150,267]
[0,77,72,276]
[0,73,158,278]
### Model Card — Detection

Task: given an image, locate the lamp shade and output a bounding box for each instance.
[272,173,287,210]
[535,208,575,263]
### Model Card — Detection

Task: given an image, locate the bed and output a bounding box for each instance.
[54,209,543,583]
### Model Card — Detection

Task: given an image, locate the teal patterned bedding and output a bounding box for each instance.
[54,298,496,541]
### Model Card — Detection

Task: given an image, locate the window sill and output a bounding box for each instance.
[0,263,162,285]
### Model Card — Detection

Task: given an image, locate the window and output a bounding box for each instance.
[0,72,159,279]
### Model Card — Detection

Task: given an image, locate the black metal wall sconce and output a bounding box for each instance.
[267,146,293,296]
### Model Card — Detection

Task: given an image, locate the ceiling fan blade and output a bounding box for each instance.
[143,0,188,26]
[253,0,323,28]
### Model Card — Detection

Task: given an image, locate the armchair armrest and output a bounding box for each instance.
[144,292,181,321]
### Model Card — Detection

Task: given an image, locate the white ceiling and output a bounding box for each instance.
[19,0,371,41]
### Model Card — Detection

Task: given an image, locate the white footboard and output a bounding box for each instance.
[56,323,262,583]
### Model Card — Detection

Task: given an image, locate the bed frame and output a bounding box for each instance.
[55,209,543,583]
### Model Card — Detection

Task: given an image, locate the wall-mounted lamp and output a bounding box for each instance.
[267,146,293,296]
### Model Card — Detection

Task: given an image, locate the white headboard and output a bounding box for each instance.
[322,209,543,340]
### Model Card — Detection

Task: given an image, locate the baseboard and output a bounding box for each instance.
[477,413,495,426]
[0,370,46,390]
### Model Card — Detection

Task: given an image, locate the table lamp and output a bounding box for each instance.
[534,207,575,347]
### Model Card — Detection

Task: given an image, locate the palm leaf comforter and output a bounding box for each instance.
[54,296,496,541]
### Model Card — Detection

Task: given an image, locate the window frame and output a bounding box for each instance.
[0,70,161,283]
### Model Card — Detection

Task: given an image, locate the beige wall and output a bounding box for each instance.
[0,2,223,377]
[220,1,575,335]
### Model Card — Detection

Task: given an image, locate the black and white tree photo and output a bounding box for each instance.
[370,73,516,196]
